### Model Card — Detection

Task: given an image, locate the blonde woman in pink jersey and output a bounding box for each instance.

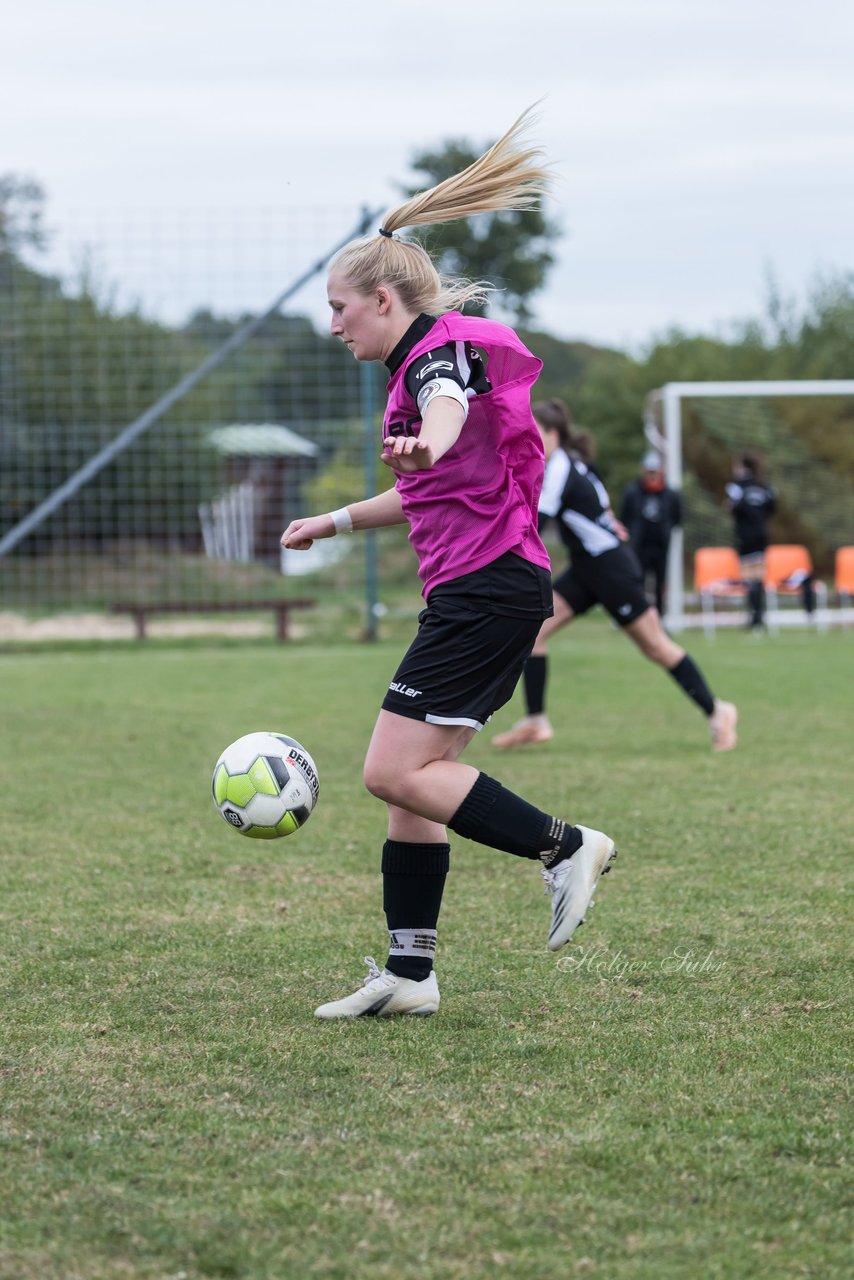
[281,108,617,1018]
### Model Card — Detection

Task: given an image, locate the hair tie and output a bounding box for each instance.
[378,228,393,238]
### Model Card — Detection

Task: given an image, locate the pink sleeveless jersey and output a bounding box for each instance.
[384,313,550,597]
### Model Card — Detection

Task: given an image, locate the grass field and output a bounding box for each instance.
[1,622,851,1279]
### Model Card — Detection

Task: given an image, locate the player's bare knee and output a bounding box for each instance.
[363,758,404,806]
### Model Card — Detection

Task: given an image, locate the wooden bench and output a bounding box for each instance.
[110,598,316,642]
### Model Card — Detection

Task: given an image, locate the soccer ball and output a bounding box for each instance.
[212,731,319,838]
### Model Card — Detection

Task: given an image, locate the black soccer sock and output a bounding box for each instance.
[747,580,765,626]
[523,654,548,715]
[802,576,816,615]
[448,772,582,867]
[382,841,449,981]
[667,654,716,717]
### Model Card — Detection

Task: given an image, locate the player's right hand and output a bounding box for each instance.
[280,515,334,550]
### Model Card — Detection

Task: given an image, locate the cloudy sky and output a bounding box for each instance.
[4,0,853,349]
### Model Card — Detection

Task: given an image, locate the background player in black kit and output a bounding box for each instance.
[620,450,682,616]
[493,398,738,752]
[725,450,777,629]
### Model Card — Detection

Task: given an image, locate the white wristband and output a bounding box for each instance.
[330,507,354,534]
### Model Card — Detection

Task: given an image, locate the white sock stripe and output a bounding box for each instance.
[388,928,437,957]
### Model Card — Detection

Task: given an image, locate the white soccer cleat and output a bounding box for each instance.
[542,825,617,951]
[314,957,440,1019]
[709,699,738,752]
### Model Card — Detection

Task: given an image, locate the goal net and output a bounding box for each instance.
[643,381,854,628]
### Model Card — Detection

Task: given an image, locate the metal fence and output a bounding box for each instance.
[0,206,419,644]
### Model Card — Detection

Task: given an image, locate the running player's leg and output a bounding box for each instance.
[740,553,766,629]
[492,568,588,748]
[365,709,614,943]
[374,722,474,998]
[492,598,574,746]
[315,716,466,1021]
[625,608,737,751]
[652,549,667,617]
[562,546,739,751]
[316,573,615,1017]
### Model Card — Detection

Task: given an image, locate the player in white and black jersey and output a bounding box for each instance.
[493,397,738,752]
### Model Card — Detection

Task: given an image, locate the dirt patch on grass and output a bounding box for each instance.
[0,611,275,642]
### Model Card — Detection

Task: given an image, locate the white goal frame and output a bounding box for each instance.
[643,380,854,631]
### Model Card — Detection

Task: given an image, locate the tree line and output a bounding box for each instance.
[2,167,852,568]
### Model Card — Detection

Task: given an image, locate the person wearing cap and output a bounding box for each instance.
[619,451,683,617]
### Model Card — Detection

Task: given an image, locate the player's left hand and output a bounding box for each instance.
[381,436,436,473]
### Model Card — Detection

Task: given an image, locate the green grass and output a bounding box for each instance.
[1,622,851,1279]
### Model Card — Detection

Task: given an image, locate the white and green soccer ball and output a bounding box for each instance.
[212,731,319,838]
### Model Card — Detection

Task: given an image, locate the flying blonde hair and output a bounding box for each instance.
[330,103,552,315]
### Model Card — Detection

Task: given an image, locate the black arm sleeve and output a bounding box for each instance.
[403,340,491,406]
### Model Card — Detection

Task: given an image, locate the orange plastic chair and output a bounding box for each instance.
[764,544,827,630]
[835,546,854,606]
[764,544,812,591]
[694,547,746,637]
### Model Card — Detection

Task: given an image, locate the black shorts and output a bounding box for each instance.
[553,545,650,628]
[737,541,768,560]
[382,552,553,731]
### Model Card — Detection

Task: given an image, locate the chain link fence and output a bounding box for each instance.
[1,207,424,644]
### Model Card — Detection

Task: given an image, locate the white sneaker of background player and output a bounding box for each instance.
[542,824,617,951]
[314,956,440,1019]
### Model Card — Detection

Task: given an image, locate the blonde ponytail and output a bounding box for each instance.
[382,102,551,234]
[330,103,552,315]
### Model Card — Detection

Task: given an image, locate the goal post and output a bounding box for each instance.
[643,380,854,630]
